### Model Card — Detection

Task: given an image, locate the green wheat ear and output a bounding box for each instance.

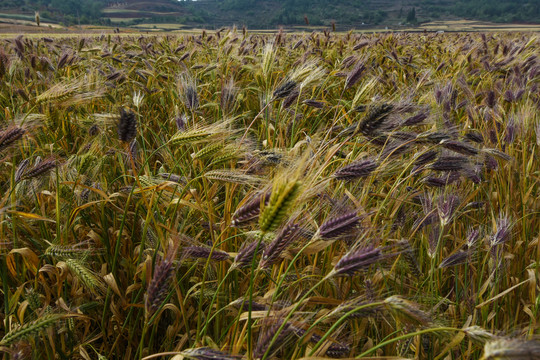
[0,314,70,346]
[192,142,225,160]
[205,170,263,184]
[384,296,432,328]
[169,129,213,145]
[64,258,104,294]
[207,146,241,167]
[259,180,301,233]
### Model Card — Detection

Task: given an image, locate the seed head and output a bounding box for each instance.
[490,215,512,247]
[259,181,301,233]
[416,131,452,144]
[232,241,264,269]
[231,192,271,227]
[303,99,325,108]
[273,80,297,100]
[15,159,30,183]
[441,139,480,156]
[429,156,469,172]
[504,117,517,145]
[401,111,428,127]
[185,85,199,109]
[117,108,137,143]
[178,73,199,109]
[282,90,299,108]
[175,113,187,131]
[465,130,484,144]
[357,103,394,137]
[463,326,497,344]
[180,347,241,360]
[437,195,460,226]
[413,150,438,168]
[0,314,71,346]
[463,229,480,250]
[485,90,496,108]
[439,250,469,268]
[18,158,57,182]
[221,77,237,113]
[332,246,384,277]
[0,127,25,153]
[254,319,294,360]
[333,159,378,181]
[146,243,178,316]
[482,338,540,360]
[319,211,361,240]
[345,60,366,89]
[384,296,432,327]
[260,222,300,269]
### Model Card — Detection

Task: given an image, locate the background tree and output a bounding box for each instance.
[406,7,417,24]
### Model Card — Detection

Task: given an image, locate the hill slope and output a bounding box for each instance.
[0,0,539,28]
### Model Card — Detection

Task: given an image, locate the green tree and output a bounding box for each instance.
[406,7,417,23]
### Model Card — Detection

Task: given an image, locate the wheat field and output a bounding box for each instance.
[0,29,539,359]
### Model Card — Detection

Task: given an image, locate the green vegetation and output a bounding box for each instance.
[430,0,540,23]
[0,0,106,25]
[0,29,539,359]
[0,0,539,28]
[406,7,418,24]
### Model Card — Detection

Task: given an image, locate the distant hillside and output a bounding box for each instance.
[205,0,540,27]
[1,0,539,28]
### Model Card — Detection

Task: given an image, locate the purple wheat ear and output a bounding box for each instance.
[333,159,378,181]
[331,246,384,277]
[175,113,187,131]
[232,241,265,270]
[319,211,362,240]
[185,84,198,110]
[439,249,469,268]
[254,319,294,360]
[345,60,366,89]
[428,155,469,172]
[182,246,231,261]
[272,80,297,100]
[292,325,351,358]
[145,254,175,316]
[259,222,300,269]
[0,127,25,153]
[145,240,180,317]
[440,139,480,156]
[117,108,137,143]
[231,191,271,227]
[17,157,57,182]
[490,215,512,247]
[437,194,460,226]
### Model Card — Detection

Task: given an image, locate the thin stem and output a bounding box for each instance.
[240,101,272,143]
[247,236,264,359]
[261,274,330,360]
[356,327,462,358]
[200,269,233,339]
[307,301,385,356]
